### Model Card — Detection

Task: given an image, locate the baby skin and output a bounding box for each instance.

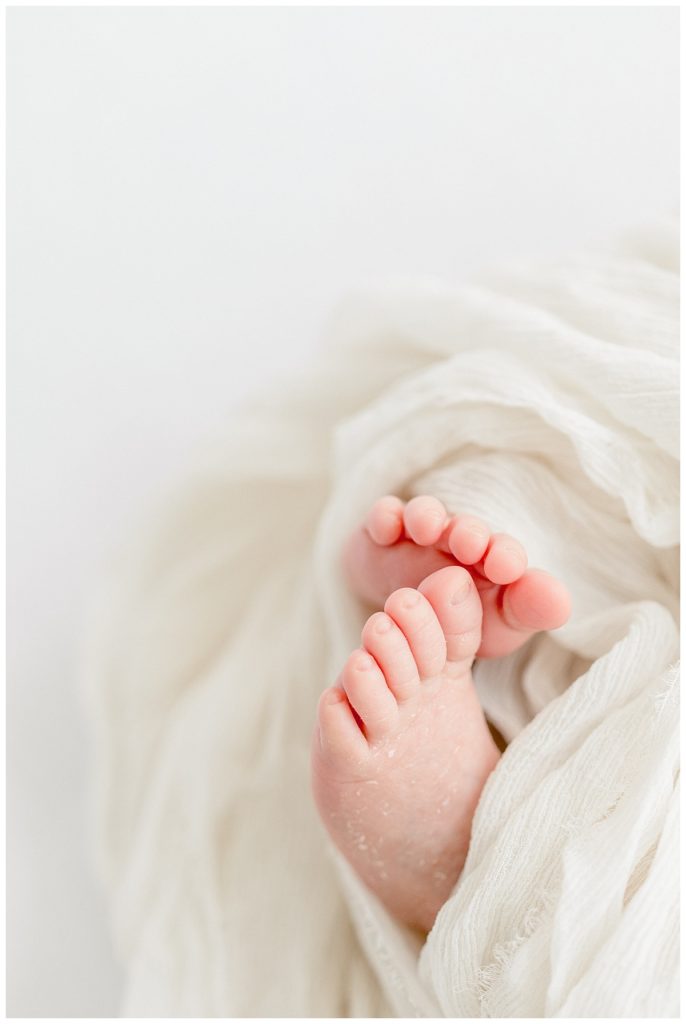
[311,496,571,934]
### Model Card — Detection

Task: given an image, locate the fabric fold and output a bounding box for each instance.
[85,220,679,1017]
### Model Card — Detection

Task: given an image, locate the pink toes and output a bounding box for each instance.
[366,496,405,545]
[316,686,368,758]
[357,495,570,664]
[366,494,452,548]
[501,570,572,633]
[403,496,449,546]
[448,515,490,565]
[364,501,528,593]
[316,653,400,755]
[320,564,490,759]
[478,569,572,658]
[340,649,398,741]
[361,612,420,701]
[482,533,528,585]
[418,566,483,665]
[383,588,447,681]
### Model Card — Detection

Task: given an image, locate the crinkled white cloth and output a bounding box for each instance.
[85,221,679,1017]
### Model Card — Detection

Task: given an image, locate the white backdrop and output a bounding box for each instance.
[7,6,678,1017]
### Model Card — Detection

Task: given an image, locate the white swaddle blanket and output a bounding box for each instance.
[86,221,679,1017]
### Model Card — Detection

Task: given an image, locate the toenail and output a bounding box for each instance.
[401,591,421,608]
[374,615,393,634]
[449,580,471,604]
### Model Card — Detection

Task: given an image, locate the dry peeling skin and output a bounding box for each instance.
[312,500,571,933]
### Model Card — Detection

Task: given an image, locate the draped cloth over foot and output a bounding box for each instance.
[85,222,679,1017]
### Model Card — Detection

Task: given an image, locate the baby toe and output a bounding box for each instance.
[448,515,491,565]
[418,565,483,666]
[361,611,420,702]
[483,533,528,585]
[316,686,368,762]
[366,495,405,545]
[403,495,448,546]
[341,648,398,741]
[383,588,447,680]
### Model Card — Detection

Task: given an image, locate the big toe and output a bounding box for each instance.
[503,570,572,632]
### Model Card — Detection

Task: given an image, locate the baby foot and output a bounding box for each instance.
[311,566,500,934]
[342,495,571,658]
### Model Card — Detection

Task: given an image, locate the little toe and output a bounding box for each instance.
[383,588,447,680]
[482,533,528,585]
[341,648,398,741]
[366,495,405,545]
[448,515,491,565]
[316,686,368,761]
[418,565,483,666]
[403,496,449,546]
[502,570,572,633]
